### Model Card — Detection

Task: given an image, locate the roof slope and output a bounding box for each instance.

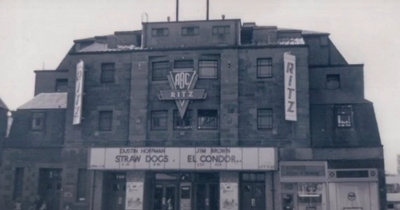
[18,92,67,110]
[0,97,8,110]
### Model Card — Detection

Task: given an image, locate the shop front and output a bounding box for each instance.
[280,161,328,210]
[279,161,380,210]
[88,147,277,210]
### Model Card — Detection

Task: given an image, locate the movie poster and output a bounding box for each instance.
[220,183,238,210]
[125,182,144,210]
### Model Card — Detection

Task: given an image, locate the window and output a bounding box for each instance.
[32,112,45,130]
[101,63,115,83]
[257,58,273,78]
[326,74,340,90]
[212,26,230,35]
[174,60,194,69]
[77,169,87,201]
[99,111,113,131]
[199,60,218,79]
[151,111,168,130]
[257,109,273,129]
[198,110,218,130]
[336,105,352,128]
[173,110,192,130]
[55,79,68,92]
[152,28,169,37]
[241,173,265,182]
[387,184,400,194]
[13,168,24,201]
[182,27,199,36]
[152,61,170,81]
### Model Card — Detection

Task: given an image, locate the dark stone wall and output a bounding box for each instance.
[34,70,69,96]
[143,20,240,48]
[310,103,381,147]
[61,53,132,147]
[238,47,310,147]
[304,35,347,66]
[309,65,365,104]
[0,108,7,139]
[6,109,65,147]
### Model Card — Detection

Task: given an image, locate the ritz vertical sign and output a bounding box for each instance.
[284,53,297,121]
[73,60,84,125]
[158,70,207,118]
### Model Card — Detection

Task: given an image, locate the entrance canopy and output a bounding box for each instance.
[88,147,276,171]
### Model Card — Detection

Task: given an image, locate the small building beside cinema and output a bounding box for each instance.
[0,17,385,210]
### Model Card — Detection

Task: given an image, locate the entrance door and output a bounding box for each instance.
[240,173,266,210]
[103,172,127,210]
[195,183,219,210]
[38,168,62,210]
[153,183,178,210]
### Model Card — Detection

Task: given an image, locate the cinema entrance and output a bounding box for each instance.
[88,147,277,210]
[150,172,219,210]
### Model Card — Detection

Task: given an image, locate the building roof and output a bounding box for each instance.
[387,175,400,202]
[0,97,8,110]
[79,43,137,53]
[277,37,305,45]
[18,92,67,110]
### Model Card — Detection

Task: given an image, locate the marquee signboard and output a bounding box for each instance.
[88,147,276,171]
[158,69,207,118]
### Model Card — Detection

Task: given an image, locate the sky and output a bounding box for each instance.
[0,0,399,172]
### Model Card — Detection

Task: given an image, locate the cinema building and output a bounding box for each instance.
[0,18,385,210]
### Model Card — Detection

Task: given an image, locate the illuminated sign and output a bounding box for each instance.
[284,53,297,121]
[88,147,276,171]
[73,60,84,125]
[158,70,207,118]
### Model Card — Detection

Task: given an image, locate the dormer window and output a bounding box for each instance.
[182,27,199,36]
[336,105,353,128]
[32,112,45,130]
[326,74,340,90]
[152,28,169,37]
[212,26,230,35]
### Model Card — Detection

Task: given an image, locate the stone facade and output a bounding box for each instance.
[0,19,386,210]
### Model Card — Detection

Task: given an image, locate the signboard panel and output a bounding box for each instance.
[105,148,120,169]
[242,148,258,170]
[89,148,105,169]
[73,60,84,125]
[284,53,297,121]
[195,147,211,169]
[88,147,276,171]
[180,148,196,169]
[164,148,180,169]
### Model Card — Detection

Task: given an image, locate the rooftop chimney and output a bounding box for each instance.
[222,14,225,20]
[206,0,209,20]
[107,35,118,49]
[176,0,179,22]
[167,16,170,22]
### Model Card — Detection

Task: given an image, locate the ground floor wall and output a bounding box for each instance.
[0,147,386,210]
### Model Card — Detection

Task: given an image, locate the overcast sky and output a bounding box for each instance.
[1,0,399,173]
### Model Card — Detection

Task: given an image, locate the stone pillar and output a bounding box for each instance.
[125,171,146,210]
[266,171,280,210]
[91,171,103,210]
[220,51,239,146]
[129,55,149,145]
[220,172,239,210]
